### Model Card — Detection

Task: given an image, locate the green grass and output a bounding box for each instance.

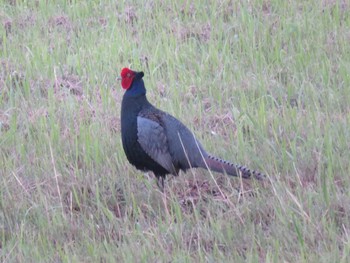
[1,0,350,261]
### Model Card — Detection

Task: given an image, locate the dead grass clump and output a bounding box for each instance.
[116,6,138,25]
[54,73,84,97]
[48,15,73,32]
[0,59,25,91]
[172,22,211,43]
[0,110,10,132]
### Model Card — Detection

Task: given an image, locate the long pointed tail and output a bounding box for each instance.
[203,155,265,180]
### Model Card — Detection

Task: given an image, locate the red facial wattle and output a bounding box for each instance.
[120,68,135,90]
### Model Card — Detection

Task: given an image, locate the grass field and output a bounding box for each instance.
[1,0,350,262]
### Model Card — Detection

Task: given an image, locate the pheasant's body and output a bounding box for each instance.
[119,68,264,188]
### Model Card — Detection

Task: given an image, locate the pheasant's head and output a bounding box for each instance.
[118,67,144,90]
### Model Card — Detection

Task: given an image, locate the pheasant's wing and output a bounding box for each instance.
[137,116,177,175]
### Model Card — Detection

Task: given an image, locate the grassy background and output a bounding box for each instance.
[1,0,350,262]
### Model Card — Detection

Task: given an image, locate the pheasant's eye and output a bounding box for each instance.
[127,73,131,77]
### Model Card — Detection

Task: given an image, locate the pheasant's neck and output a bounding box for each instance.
[124,79,146,97]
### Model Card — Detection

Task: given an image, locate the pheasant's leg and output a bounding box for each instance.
[156,175,165,192]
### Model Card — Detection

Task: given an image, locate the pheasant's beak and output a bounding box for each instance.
[116,76,122,81]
